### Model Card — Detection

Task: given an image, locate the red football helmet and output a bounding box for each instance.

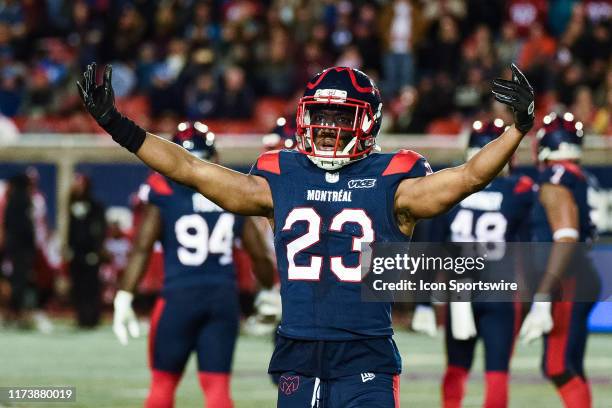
[296,67,383,170]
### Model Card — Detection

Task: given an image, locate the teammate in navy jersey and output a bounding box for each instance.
[79,62,535,407]
[425,119,535,408]
[519,112,601,408]
[112,121,276,408]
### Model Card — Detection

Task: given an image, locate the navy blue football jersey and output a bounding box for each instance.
[531,161,596,243]
[140,173,245,292]
[430,174,536,244]
[250,149,432,341]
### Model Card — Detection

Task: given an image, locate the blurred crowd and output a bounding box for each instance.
[0,0,611,135]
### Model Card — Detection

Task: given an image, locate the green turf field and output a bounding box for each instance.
[0,321,610,407]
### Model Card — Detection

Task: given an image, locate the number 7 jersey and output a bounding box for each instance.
[250,149,432,340]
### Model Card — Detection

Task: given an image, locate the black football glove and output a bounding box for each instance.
[76,62,146,153]
[77,62,117,126]
[491,63,535,134]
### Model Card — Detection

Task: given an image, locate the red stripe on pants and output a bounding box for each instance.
[546,301,574,376]
[393,374,401,408]
[148,298,166,369]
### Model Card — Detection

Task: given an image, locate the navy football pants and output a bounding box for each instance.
[149,285,240,373]
[445,302,520,371]
[276,372,399,408]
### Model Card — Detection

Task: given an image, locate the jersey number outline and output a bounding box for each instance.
[175,213,234,266]
[282,207,374,282]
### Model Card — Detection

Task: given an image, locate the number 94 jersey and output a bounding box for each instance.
[250,149,431,340]
[139,173,245,293]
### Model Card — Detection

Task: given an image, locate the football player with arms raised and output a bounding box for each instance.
[78,63,534,407]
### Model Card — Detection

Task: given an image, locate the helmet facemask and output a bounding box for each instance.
[296,95,378,170]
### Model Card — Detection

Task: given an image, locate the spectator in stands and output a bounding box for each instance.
[185,71,221,120]
[419,15,462,80]
[67,173,106,328]
[184,1,220,47]
[0,66,23,117]
[335,45,363,70]
[572,85,597,131]
[518,22,556,91]
[22,67,54,115]
[353,2,382,76]
[294,40,332,91]
[254,26,295,97]
[69,1,104,69]
[135,43,157,92]
[496,22,520,67]
[149,39,189,116]
[557,63,585,106]
[2,173,35,328]
[217,65,254,119]
[507,0,548,39]
[593,88,612,135]
[108,4,146,62]
[379,0,423,97]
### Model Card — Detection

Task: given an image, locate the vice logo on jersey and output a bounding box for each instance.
[348,178,377,189]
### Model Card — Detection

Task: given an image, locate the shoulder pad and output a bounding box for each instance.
[146,172,173,195]
[382,149,432,177]
[255,150,281,175]
[513,175,535,194]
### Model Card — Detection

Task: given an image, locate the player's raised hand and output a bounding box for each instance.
[76,62,146,152]
[113,290,140,345]
[411,305,437,337]
[519,301,553,345]
[77,63,116,125]
[491,63,535,134]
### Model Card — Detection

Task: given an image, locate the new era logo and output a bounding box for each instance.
[348,179,376,189]
[361,372,376,383]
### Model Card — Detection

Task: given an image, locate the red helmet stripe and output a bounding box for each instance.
[256,151,281,175]
[306,67,375,94]
[382,149,423,176]
[147,173,173,195]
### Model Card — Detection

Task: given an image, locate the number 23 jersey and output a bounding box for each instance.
[250,149,431,340]
[140,173,245,293]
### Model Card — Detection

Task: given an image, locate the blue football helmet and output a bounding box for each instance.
[466,118,506,160]
[296,67,383,170]
[536,112,583,161]
[173,121,217,160]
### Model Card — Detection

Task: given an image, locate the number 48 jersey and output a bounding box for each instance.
[250,149,432,341]
[430,174,536,244]
[139,173,245,293]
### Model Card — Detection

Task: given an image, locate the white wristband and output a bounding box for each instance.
[553,228,579,241]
